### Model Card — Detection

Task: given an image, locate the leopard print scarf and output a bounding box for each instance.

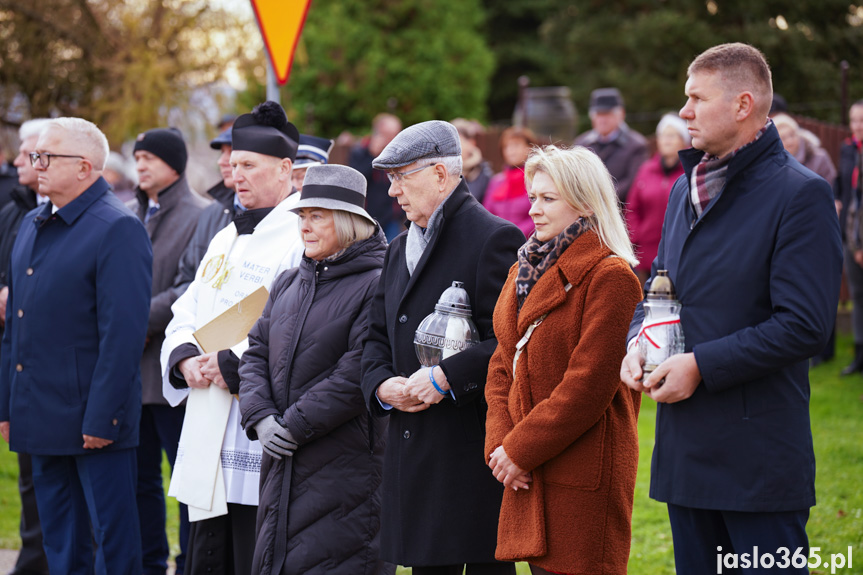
[516,217,591,310]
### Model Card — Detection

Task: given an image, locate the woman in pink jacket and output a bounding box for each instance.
[483,126,539,238]
[626,113,690,284]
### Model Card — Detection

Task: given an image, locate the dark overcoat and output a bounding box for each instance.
[361,180,524,566]
[628,124,842,511]
[0,178,152,454]
[834,137,857,239]
[130,177,209,405]
[239,229,389,575]
[574,124,649,202]
[0,185,37,347]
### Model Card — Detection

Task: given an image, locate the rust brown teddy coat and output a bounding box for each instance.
[485,229,643,575]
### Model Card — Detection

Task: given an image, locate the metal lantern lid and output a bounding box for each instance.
[646,270,677,301]
[434,281,473,316]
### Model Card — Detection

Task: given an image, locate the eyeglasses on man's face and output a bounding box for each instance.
[29,151,84,169]
[386,163,435,184]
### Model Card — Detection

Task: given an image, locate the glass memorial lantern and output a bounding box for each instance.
[414,281,480,366]
[637,270,685,378]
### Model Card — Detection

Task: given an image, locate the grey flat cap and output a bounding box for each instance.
[372,120,461,170]
[291,164,376,225]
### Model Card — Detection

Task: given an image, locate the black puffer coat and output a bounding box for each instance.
[239,228,390,575]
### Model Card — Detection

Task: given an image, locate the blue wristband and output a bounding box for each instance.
[429,367,447,395]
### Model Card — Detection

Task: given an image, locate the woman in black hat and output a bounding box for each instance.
[238,164,391,575]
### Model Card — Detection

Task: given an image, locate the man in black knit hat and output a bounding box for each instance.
[160,101,304,575]
[130,126,209,575]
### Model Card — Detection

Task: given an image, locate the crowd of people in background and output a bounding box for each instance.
[0,41,850,575]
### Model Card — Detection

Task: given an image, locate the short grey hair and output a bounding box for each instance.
[44,117,110,171]
[19,119,52,142]
[332,210,376,251]
[417,155,462,177]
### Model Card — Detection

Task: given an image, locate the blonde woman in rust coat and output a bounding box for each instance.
[485,145,643,575]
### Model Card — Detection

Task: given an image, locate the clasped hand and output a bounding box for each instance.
[488,445,531,491]
[376,366,450,412]
[179,352,227,390]
[620,348,701,404]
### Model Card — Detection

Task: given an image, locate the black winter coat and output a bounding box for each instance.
[0,185,37,291]
[0,185,37,347]
[239,228,390,575]
[361,180,524,566]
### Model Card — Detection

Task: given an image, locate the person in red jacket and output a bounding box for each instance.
[483,126,539,238]
[626,113,690,284]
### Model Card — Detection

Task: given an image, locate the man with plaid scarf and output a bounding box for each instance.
[621,43,841,575]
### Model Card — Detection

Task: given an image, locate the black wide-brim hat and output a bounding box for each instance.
[291,164,376,226]
[231,101,300,161]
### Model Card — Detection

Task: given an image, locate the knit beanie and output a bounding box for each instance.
[133,128,188,175]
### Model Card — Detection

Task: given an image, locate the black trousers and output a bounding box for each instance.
[185,503,257,575]
[13,452,50,575]
[667,503,810,575]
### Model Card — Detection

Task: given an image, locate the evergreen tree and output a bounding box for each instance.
[540,0,863,133]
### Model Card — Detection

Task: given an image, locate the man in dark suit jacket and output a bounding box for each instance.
[361,120,524,574]
[130,127,209,575]
[620,44,841,575]
[0,117,152,575]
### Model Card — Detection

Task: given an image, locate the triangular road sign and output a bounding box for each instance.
[250,0,312,85]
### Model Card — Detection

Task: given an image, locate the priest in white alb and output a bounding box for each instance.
[160,101,303,575]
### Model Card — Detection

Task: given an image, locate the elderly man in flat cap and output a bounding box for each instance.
[361,120,524,574]
[574,87,648,203]
[160,101,304,575]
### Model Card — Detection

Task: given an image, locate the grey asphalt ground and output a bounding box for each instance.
[0,549,14,573]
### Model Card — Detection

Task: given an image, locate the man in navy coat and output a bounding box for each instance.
[0,117,152,575]
[621,44,842,574]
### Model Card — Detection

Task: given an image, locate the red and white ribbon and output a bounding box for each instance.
[637,317,681,349]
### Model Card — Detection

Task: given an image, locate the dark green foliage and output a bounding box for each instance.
[540,1,863,134]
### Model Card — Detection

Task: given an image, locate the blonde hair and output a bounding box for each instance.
[524,145,638,266]
[771,113,799,133]
[332,210,376,251]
